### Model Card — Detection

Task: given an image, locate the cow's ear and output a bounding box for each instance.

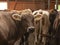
[12,14,21,21]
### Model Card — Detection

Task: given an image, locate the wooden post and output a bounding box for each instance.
[48,0,50,9]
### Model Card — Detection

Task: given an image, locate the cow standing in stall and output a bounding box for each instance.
[52,11,60,45]
[0,9,35,45]
[47,9,59,45]
[33,9,50,45]
[34,14,43,45]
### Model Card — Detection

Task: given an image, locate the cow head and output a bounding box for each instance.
[12,9,35,33]
[21,14,35,33]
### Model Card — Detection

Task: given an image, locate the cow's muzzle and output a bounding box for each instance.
[27,26,35,33]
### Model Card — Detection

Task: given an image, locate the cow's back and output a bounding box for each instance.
[0,12,19,45]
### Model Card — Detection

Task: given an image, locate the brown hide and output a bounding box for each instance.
[34,14,42,45]
[34,10,50,45]
[47,9,59,45]
[51,11,60,45]
[0,9,35,45]
[41,14,50,45]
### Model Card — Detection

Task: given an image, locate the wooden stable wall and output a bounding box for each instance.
[50,0,55,9]
[7,0,56,10]
[8,1,56,10]
[50,0,60,9]
[8,1,46,10]
[8,2,36,10]
[0,0,60,10]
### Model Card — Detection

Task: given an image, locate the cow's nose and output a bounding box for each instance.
[27,26,35,33]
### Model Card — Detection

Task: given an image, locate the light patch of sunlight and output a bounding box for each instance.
[0,2,7,10]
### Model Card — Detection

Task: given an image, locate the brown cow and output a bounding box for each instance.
[33,10,50,45]
[47,9,59,45]
[0,9,35,45]
[51,11,60,45]
[34,14,43,45]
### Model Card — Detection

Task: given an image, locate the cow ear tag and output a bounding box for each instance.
[12,14,21,21]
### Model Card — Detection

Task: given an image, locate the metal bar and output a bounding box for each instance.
[55,0,58,10]
[48,0,50,9]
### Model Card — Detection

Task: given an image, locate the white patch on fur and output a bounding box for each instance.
[21,9,32,15]
[33,11,38,15]
[42,10,49,16]
[33,9,43,15]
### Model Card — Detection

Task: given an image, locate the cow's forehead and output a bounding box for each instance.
[22,15,34,20]
[21,14,34,19]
